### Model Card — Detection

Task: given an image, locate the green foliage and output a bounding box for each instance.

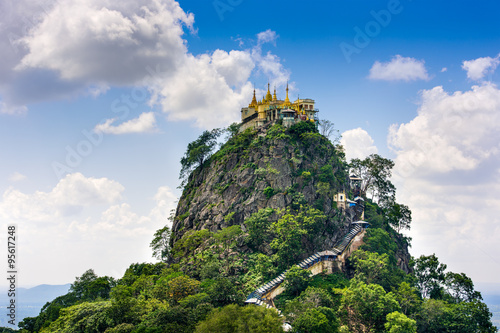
[282,287,340,332]
[263,186,278,199]
[292,307,337,333]
[224,122,241,141]
[170,229,212,260]
[385,311,417,333]
[385,202,412,233]
[349,154,395,204]
[339,279,400,333]
[41,301,114,333]
[150,226,171,261]
[360,228,398,265]
[266,124,290,140]
[413,254,447,299]
[315,181,330,197]
[283,265,312,297]
[351,250,390,286]
[179,128,221,182]
[68,269,116,303]
[224,212,235,223]
[164,275,201,304]
[392,282,421,316]
[214,225,242,250]
[288,121,318,139]
[301,171,312,182]
[195,304,284,333]
[244,208,274,250]
[202,277,245,307]
[444,271,483,303]
[270,207,326,268]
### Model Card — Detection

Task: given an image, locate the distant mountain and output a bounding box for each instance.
[0,284,71,328]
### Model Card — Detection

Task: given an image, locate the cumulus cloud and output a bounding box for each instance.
[95,112,157,134]
[389,83,500,176]
[0,0,290,129]
[340,128,378,161]
[462,54,500,81]
[389,83,500,284]
[17,0,193,85]
[0,173,177,285]
[0,173,124,222]
[368,55,430,82]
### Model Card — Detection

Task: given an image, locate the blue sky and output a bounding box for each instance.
[1,0,500,293]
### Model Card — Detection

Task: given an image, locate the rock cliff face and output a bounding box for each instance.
[170,123,411,273]
[171,125,351,251]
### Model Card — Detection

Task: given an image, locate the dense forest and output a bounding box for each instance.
[11,121,496,332]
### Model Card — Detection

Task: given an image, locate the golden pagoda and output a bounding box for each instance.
[240,82,318,131]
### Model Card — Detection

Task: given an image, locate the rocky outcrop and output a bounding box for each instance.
[170,124,351,255]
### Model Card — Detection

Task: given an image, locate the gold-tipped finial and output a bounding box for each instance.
[284,82,291,106]
[273,86,277,101]
[265,82,272,102]
[250,89,257,107]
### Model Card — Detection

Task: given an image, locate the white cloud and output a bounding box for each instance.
[0,173,124,222]
[8,172,26,182]
[389,83,500,284]
[340,128,378,161]
[368,55,430,82]
[0,173,177,285]
[16,0,193,85]
[95,112,157,134]
[462,54,500,81]
[389,83,500,176]
[211,50,255,87]
[441,67,447,73]
[257,29,278,45]
[1,0,289,129]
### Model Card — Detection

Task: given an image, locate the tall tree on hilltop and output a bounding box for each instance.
[318,119,340,143]
[179,128,221,184]
[349,154,395,204]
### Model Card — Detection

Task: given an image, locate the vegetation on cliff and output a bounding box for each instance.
[14,122,496,333]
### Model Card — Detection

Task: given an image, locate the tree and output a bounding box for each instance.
[70,269,115,301]
[204,277,244,307]
[270,207,326,267]
[293,307,338,333]
[164,275,201,304]
[392,282,421,316]
[444,272,483,303]
[339,279,400,332]
[349,154,395,204]
[245,208,274,250]
[224,122,241,141]
[318,119,340,142]
[179,128,221,182]
[351,250,390,285]
[283,265,312,297]
[195,304,284,333]
[450,299,497,332]
[288,120,318,138]
[413,254,447,299]
[41,301,114,333]
[360,228,398,265]
[385,311,417,333]
[385,202,412,233]
[150,226,171,261]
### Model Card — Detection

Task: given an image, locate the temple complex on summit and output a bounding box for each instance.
[240,83,319,131]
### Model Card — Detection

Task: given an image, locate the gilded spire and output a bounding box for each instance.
[249,89,257,107]
[273,86,277,101]
[265,82,272,102]
[284,82,290,106]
